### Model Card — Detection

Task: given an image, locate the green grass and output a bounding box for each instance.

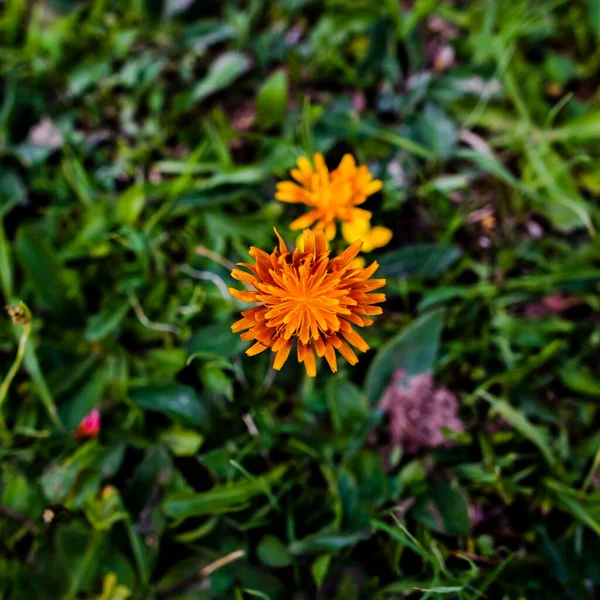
[2,0,600,598]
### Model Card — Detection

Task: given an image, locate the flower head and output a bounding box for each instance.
[229,229,386,376]
[75,408,101,439]
[275,153,383,240]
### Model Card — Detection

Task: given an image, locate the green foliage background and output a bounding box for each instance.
[2,0,600,598]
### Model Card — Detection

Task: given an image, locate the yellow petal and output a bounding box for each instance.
[368,226,393,249]
[348,257,366,269]
[341,218,371,244]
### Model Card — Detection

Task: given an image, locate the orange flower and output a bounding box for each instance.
[229,229,386,377]
[275,153,383,240]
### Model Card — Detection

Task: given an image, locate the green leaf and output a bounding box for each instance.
[0,218,13,301]
[40,441,101,504]
[126,522,151,586]
[130,383,210,429]
[85,486,129,531]
[326,376,369,434]
[365,309,445,403]
[546,479,600,536]
[159,426,204,456]
[85,302,130,342]
[311,555,331,589]
[414,103,457,160]
[163,465,287,518]
[187,322,246,358]
[191,52,251,103]
[257,70,288,130]
[479,390,557,467]
[560,366,600,396]
[378,244,461,279]
[550,108,600,142]
[257,535,292,568]
[15,226,69,315]
[415,586,464,593]
[289,531,369,555]
[370,519,432,561]
[116,185,146,225]
[588,0,600,40]
[411,481,471,536]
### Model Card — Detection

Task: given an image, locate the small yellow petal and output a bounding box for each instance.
[368,226,393,249]
[348,257,366,269]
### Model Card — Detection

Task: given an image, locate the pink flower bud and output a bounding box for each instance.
[75,408,101,439]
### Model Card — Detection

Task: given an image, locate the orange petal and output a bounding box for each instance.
[231,269,260,286]
[302,229,315,255]
[330,240,363,269]
[273,338,293,371]
[273,227,288,254]
[246,342,268,356]
[341,327,369,352]
[333,337,358,365]
[231,318,254,333]
[303,345,317,377]
[229,287,258,302]
[323,340,338,373]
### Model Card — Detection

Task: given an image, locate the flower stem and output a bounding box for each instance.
[0,304,33,445]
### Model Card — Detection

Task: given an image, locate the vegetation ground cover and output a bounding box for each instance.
[2,0,600,598]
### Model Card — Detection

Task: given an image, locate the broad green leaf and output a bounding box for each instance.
[40,441,101,504]
[411,481,471,536]
[560,366,600,396]
[130,383,209,429]
[414,103,457,160]
[191,52,251,103]
[326,376,369,434]
[257,70,288,130]
[116,185,146,225]
[257,535,292,568]
[365,309,445,403]
[163,465,287,518]
[159,427,204,456]
[15,226,69,315]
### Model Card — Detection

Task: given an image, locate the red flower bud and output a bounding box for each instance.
[75,408,101,439]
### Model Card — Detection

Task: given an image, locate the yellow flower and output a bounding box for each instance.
[229,229,386,377]
[341,218,393,252]
[275,153,383,240]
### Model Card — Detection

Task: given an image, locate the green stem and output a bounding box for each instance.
[67,530,102,599]
[0,318,31,445]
